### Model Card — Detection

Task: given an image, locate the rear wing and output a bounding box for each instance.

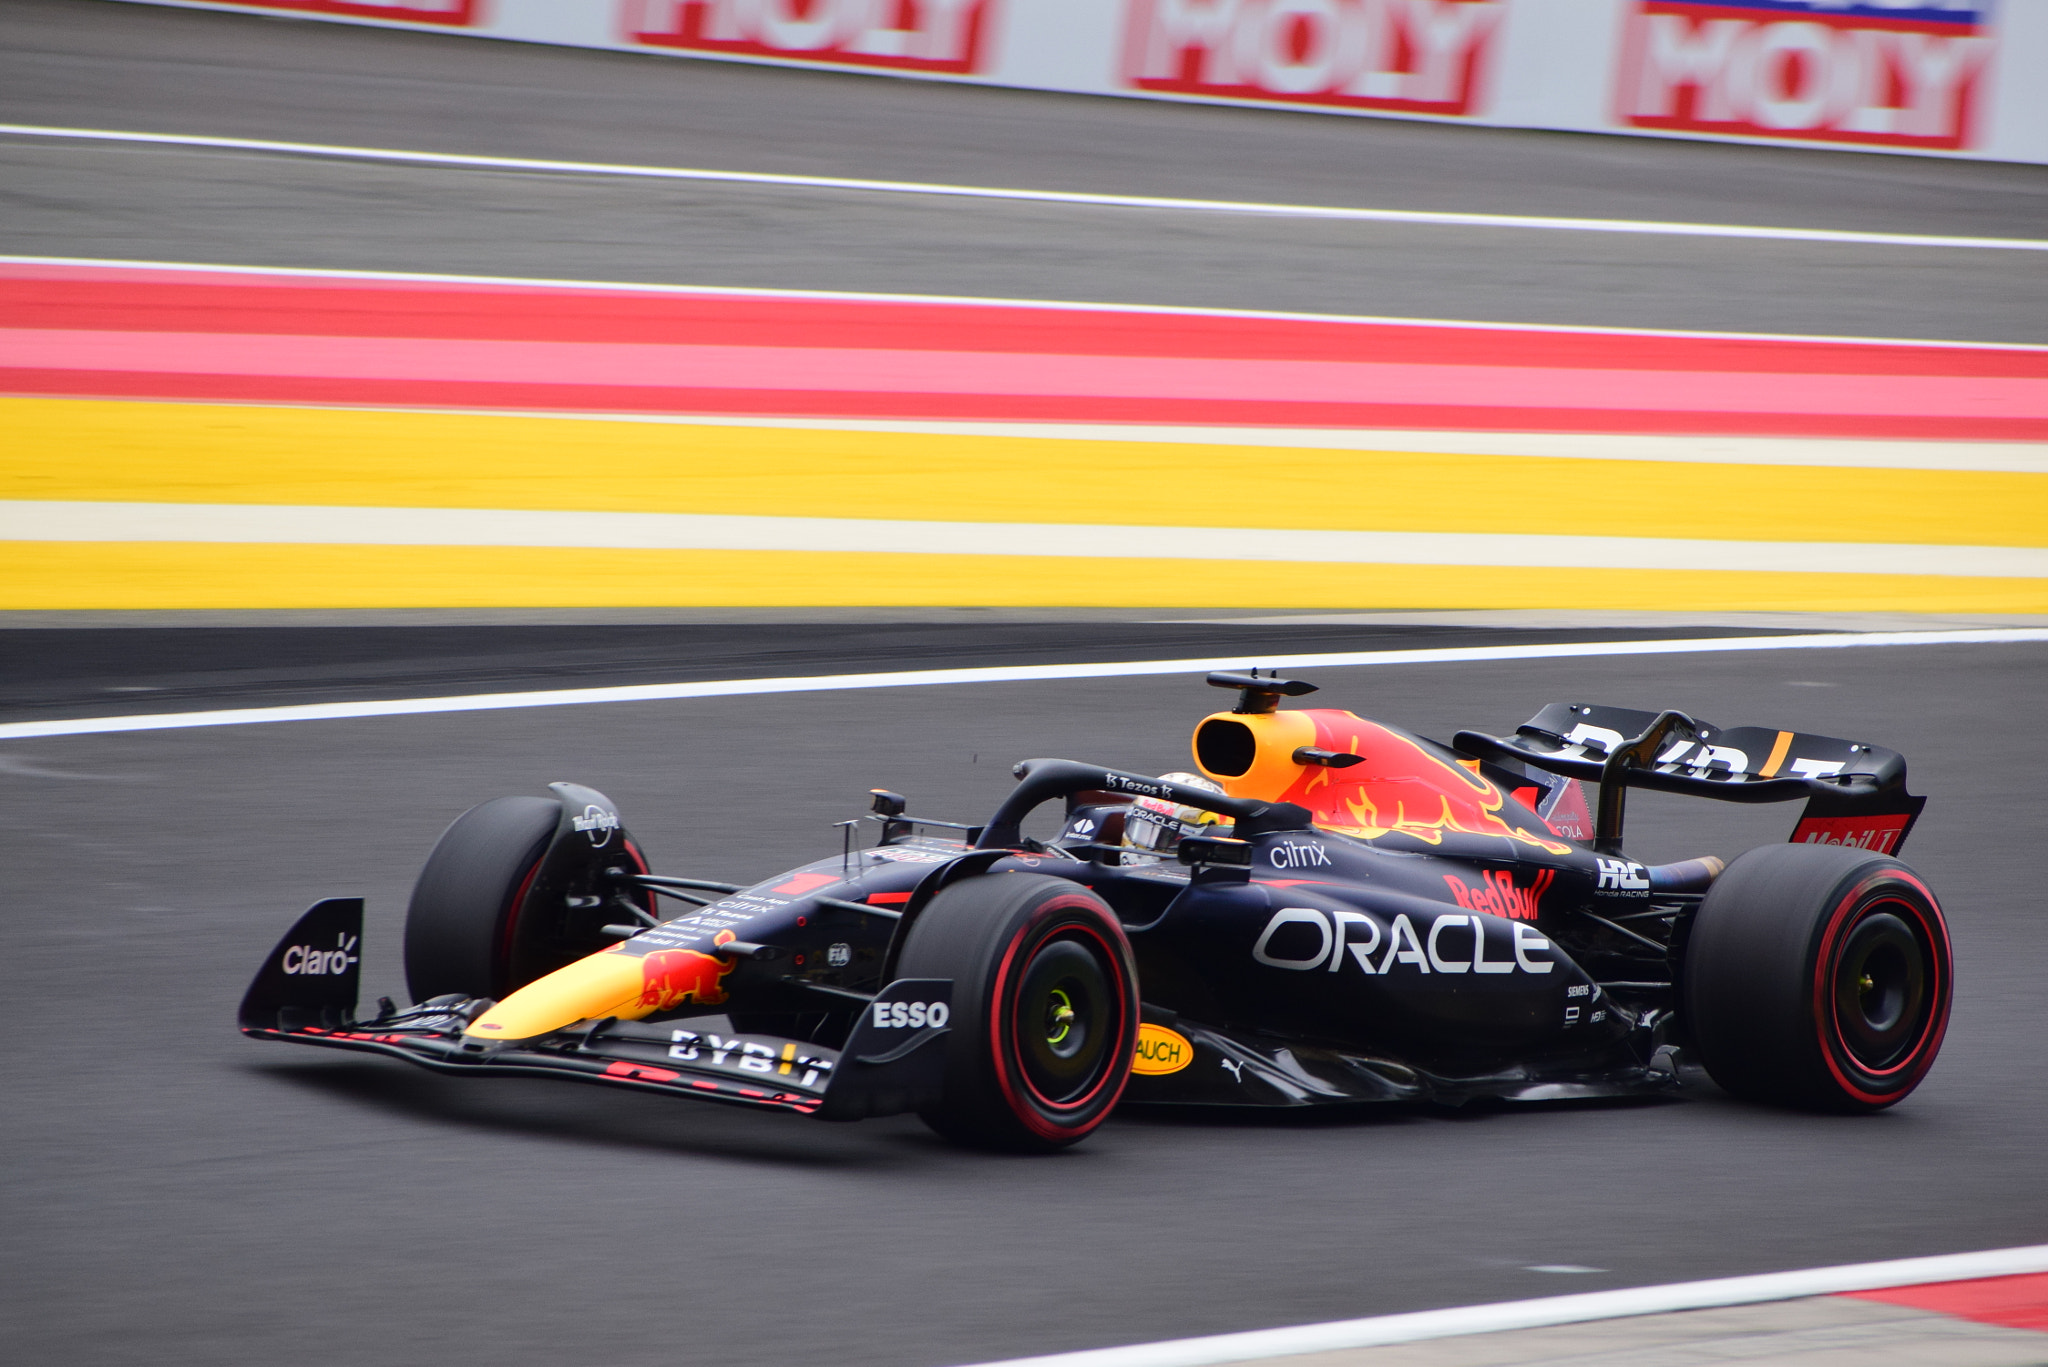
[1454,702,1925,858]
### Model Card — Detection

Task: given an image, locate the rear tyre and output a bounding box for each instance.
[896,874,1139,1152]
[402,796,652,1003]
[1682,843,1951,1112]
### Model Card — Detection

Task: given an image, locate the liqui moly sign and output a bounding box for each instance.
[1616,2,1996,151]
[1120,0,1506,117]
[623,0,996,74]
[188,0,480,22]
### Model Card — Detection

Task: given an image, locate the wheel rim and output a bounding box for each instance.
[1013,935,1114,1106]
[1830,906,1930,1071]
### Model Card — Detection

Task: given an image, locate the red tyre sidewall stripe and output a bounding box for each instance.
[497,849,548,987]
[1813,870,1952,1104]
[621,837,655,919]
[985,897,1136,1142]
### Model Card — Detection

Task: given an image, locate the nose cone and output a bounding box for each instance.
[463,949,650,1042]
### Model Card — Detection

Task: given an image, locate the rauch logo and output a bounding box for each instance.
[1616,1,1994,151]
[623,0,996,74]
[1120,0,1505,117]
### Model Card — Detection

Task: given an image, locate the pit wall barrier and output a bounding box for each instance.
[113,0,2048,167]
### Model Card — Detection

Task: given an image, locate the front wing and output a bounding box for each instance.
[239,898,950,1122]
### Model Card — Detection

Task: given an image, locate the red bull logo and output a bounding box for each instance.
[636,930,737,1010]
[1443,868,1554,921]
[1280,713,1573,855]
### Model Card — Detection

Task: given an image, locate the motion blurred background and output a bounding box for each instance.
[2,4,2044,1366]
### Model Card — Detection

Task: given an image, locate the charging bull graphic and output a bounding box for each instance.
[637,930,737,1011]
[1283,713,1573,855]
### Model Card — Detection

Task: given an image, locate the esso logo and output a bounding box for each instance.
[871,1000,950,1029]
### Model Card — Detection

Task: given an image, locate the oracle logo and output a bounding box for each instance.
[1617,2,1994,151]
[624,0,996,74]
[1119,0,1504,116]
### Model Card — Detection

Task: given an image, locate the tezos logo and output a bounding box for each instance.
[573,804,620,847]
[281,932,358,976]
[1268,840,1333,870]
[871,1000,950,1030]
[1595,857,1651,896]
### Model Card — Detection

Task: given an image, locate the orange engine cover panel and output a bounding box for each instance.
[1193,708,1570,855]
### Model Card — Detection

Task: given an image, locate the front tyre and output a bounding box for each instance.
[402,795,651,1003]
[896,874,1139,1152]
[1682,844,1952,1112]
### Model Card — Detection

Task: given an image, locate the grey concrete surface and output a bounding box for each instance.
[0,619,1797,723]
[7,0,2046,236]
[2,0,2045,339]
[1273,1297,2048,1366]
[2,641,2044,1367]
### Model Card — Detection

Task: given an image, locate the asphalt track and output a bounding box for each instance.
[3,0,2046,340]
[4,634,2046,1367]
[3,4,2047,1365]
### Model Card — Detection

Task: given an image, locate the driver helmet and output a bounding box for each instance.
[1124,771,1227,855]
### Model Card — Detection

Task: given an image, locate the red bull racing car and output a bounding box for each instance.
[241,672,1952,1151]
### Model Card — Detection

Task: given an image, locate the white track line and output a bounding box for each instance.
[5,630,2045,742]
[958,1243,2048,1367]
[8,503,2045,578]
[5,124,2044,254]
[11,255,2046,353]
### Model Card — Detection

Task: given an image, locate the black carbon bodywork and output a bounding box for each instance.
[240,689,1929,1118]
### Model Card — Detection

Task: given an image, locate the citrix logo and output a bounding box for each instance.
[1268,840,1333,870]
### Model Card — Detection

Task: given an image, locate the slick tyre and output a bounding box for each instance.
[402,796,652,1003]
[1682,844,1951,1112]
[896,874,1139,1152]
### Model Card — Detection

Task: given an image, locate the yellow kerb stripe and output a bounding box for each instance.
[3,542,2044,612]
[5,398,2044,548]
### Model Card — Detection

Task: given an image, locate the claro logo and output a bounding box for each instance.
[281,932,359,976]
[1252,906,1551,975]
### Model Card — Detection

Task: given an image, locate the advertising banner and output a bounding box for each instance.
[110,0,2048,164]
[620,0,998,75]
[1119,0,1507,118]
[1615,2,1996,152]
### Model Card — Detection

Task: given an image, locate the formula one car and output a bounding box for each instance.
[241,672,1952,1151]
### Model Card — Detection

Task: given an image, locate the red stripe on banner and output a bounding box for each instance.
[1844,1271,2048,1333]
[5,263,2045,437]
